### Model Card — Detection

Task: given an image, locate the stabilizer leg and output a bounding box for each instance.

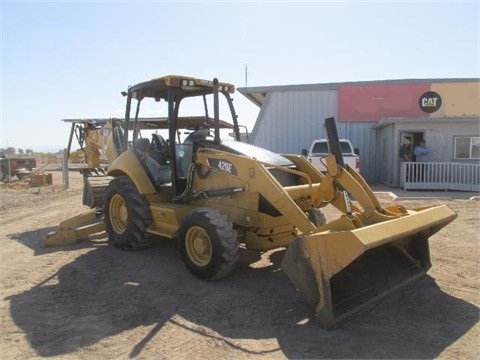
[43,209,105,246]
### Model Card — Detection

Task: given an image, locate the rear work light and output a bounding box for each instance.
[217,84,235,93]
[167,77,235,93]
[182,79,195,86]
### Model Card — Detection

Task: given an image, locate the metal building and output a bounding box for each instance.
[238,78,480,188]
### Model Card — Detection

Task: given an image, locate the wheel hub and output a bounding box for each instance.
[186,227,212,266]
[110,193,127,234]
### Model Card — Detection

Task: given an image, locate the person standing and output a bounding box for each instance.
[399,137,413,181]
[414,140,430,181]
[414,140,430,162]
[399,137,412,162]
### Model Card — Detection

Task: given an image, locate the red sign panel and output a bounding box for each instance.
[338,83,431,121]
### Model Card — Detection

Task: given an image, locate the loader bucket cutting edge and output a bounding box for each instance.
[281,204,457,328]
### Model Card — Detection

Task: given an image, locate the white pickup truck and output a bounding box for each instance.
[305,138,360,173]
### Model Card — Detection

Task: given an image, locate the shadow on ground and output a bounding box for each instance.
[6,229,479,359]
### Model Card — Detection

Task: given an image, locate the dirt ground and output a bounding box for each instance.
[1,168,479,359]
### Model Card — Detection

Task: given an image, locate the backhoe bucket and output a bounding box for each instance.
[281,205,457,328]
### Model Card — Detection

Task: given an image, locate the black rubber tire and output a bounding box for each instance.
[179,208,238,281]
[103,176,153,250]
[0,167,7,182]
[308,208,327,226]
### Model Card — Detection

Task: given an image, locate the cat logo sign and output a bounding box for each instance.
[419,91,442,113]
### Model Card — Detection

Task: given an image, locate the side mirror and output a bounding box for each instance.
[354,148,360,155]
[301,149,308,157]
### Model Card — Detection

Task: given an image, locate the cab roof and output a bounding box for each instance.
[127,75,235,100]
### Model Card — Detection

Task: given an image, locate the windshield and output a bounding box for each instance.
[311,141,353,155]
[126,90,237,145]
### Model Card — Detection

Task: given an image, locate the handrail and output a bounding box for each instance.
[400,162,480,191]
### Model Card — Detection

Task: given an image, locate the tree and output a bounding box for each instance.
[18,148,24,154]
[6,147,15,155]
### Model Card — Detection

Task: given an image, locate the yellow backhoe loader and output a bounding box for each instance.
[44,75,457,327]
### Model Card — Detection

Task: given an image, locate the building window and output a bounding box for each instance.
[454,136,480,159]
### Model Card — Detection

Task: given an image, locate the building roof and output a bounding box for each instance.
[237,78,480,107]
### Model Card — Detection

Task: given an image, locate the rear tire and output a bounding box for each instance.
[104,176,153,249]
[179,208,238,280]
[0,167,7,182]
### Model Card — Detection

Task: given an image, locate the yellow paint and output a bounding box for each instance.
[430,82,480,117]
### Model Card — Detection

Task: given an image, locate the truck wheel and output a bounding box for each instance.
[179,208,238,281]
[104,176,153,250]
[308,208,326,226]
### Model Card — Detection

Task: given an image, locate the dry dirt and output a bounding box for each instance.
[1,168,479,359]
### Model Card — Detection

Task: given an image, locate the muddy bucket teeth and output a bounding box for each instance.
[281,205,457,328]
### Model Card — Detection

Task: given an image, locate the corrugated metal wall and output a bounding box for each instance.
[337,122,377,183]
[249,89,377,182]
[376,124,395,185]
[250,90,338,154]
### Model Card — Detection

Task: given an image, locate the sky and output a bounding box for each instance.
[1,0,479,152]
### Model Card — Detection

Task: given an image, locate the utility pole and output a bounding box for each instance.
[244,63,248,88]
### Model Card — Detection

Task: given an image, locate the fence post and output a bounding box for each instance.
[62,148,69,190]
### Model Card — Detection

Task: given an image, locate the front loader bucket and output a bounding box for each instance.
[281,205,457,328]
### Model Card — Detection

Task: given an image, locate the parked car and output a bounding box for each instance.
[305,138,360,172]
[0,156,37,181]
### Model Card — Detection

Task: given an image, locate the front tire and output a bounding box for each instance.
[104,176,153,249]
[179,208,238,281]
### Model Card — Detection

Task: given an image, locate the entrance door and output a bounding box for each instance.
[400,131,425,161]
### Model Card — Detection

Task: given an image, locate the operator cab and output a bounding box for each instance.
[122,75,290,196]
[123,76,241,196]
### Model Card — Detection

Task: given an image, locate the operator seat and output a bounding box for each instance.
[150,133,170,166]
[134,138,150,153]
[133,137,170,185]
[183,128,210,145]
